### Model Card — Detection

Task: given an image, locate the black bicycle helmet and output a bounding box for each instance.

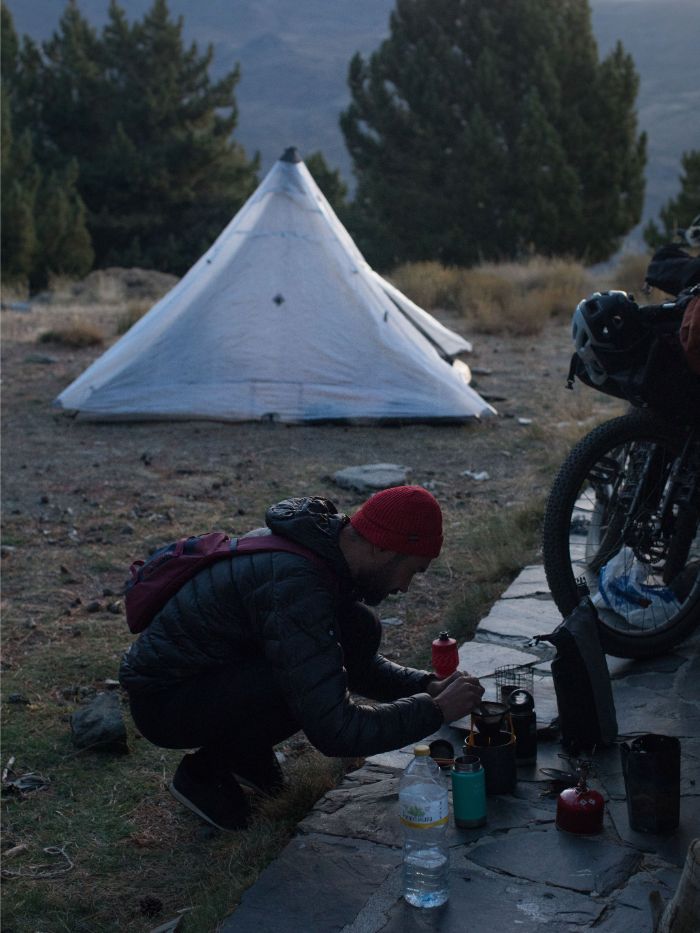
[571,290,642,385]
[684,214,700,248]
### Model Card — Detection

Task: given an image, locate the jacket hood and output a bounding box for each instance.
[265,496,352,580]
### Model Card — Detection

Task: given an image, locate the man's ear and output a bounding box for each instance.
[370,544,398,562]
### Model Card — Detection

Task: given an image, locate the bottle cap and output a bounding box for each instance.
[508,689,535,712]
[453,754,481,772]
[414,745,430,756]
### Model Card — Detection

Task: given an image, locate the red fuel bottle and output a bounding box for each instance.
[432,632,459,679]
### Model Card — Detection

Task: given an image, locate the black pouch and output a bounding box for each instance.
[645,244,700,295]
[535,595,618,755]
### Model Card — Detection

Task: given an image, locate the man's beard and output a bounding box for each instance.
[353,555,404,606]
[358,585,385,606]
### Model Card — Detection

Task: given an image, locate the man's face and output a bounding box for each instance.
[354,552,431,606]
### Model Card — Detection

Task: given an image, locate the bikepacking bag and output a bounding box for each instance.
[680,292,700,374]
[125,532,337,634]
[567,298,700,416]
[535,594,618,755]
[644,244,700,296]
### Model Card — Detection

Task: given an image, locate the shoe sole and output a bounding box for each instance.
[168,782,248,832]
[232,772,278,800]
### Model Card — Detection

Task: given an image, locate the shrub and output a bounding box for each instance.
[594,252,676,305]
[116,300,151,335]
[387,261,462,310]
[391,256,592,335]
[38,323,104,347]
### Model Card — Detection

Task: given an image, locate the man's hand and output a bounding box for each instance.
[425,670,469,698]
[430,672,485,723]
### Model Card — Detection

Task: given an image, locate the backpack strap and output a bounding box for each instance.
[232,534,339,588]
[125,531,340,635]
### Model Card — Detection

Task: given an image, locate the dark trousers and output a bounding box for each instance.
[128,601,381,773]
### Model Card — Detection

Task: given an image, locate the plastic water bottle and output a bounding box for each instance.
[399,745,449,908]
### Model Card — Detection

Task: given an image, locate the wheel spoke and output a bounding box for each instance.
[543,412,700,657]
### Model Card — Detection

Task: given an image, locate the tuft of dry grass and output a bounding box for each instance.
[390,256,592,335]
[116,300,152,335]
[599,251,678,304]
[388,261,463,311]
[437,497,546,654]
[37,323,105,348]
[0,280,29,303]
[458,258,593,335]
[605,252,650,298]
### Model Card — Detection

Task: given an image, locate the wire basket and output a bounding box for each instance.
[494,664,534,703]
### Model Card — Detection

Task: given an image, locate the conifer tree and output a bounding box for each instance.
[30,0,258,274]
[1,4,38,284]
[34,161,95,280]
[341,0,646,268]
[1,101,39,284]
[644,151,700,248]
[305,151,349,215]
[1,2,93,287]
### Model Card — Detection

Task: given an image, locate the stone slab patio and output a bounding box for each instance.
[222,566,700,932]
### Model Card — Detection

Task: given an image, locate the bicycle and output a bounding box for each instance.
[541,276,700,659]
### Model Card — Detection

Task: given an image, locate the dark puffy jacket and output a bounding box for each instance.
[119,497,443,757]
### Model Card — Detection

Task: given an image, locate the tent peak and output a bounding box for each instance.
[280,146,302,164]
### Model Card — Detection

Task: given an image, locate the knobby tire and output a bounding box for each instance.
[542,410,700,658]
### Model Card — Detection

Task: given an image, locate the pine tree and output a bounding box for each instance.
[340,0,646,268]
[1,4,38,284]
[2,2,94,288]
[1,102,39,285]
[34,160,94,281]
[31,0,259,274]
[644,150,700,249]
[305,151,349,215]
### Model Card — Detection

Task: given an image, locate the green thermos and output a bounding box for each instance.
[451,755,487,828]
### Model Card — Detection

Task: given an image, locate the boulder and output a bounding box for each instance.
[70,692,128,753]
[332,463,410,493]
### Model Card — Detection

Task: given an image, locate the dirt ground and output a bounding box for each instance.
[0,286,625,672]
[1,280,634,931]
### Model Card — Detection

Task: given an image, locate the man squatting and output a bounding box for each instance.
[119,486,485,830]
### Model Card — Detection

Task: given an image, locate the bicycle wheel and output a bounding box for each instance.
[542,410,700,658]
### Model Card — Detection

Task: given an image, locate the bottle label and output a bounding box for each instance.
[400,798,449,829]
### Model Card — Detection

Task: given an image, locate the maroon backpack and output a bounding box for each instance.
[125,532,336,634]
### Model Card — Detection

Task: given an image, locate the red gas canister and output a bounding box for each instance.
[431,632,459,679]
[556,768,605,835]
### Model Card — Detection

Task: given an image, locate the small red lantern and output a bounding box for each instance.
[556,763,605,835]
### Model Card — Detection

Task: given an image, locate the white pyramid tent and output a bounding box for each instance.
[55,148,495,423]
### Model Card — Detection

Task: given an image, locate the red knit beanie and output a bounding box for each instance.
[350,485,443,558]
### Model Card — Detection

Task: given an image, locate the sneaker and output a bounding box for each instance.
[230,746,286,799]
[169,755,250,831]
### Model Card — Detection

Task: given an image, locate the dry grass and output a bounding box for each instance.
[598,251,679,305]
[0,280,30,303]
[37,323,105,348]
[390,256,593,335]
[115,300,152,335]
[387,261,462,311]
[605,252,651,297]
[438,498,545,656]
